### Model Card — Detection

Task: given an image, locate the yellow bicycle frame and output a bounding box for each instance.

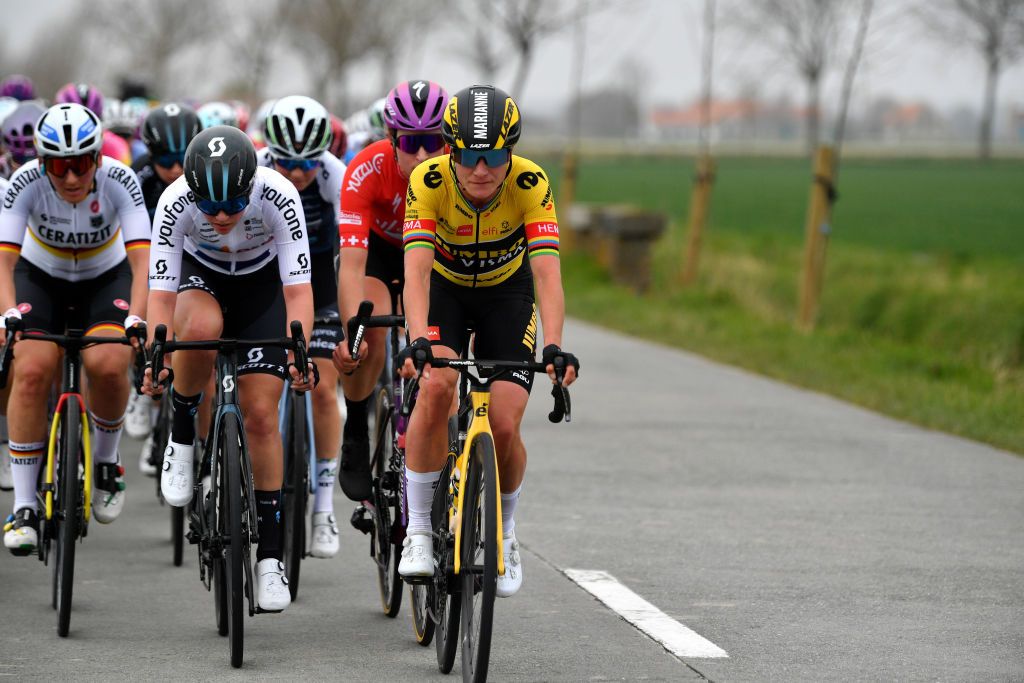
[45,395,92,523]
[452,388,505,577]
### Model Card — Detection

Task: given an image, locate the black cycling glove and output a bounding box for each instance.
[291,360,320,388]
[396,336,434,369]
[542,344,580,378]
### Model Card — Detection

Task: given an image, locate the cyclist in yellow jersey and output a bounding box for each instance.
[397,85,579,597]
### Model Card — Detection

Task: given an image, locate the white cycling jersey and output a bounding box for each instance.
[0,157,150,281]
[148,166,311,292]
[256,148,344,227]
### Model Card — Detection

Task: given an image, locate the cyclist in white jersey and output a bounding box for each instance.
[259,95,345,558]
[0,103,151,555]
[143,126,315,612]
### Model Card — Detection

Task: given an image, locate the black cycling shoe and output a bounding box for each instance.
[338,437,372,501]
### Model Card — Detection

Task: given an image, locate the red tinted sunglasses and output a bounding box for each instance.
[43,154,97,178]
[394,133,446,155]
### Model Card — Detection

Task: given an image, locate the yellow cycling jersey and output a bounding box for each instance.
[403,154,559,287]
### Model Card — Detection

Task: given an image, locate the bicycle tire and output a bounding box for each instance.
[54,396,82,638]
[220,413,245,668]
[171,505,184,567]
[460,432,498,682]
[282,392,307,602]
[414,415,457,647]
[434,416,462,671]
[372,383,402,617]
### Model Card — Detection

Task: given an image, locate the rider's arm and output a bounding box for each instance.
[108,162,153,320]
[401,166,440,341]
[283,283,314,350]
[531,255,565,349]
[145,178,190,342]
[337,148,376,323]
[263,171,313,342]
[0,166,35,340]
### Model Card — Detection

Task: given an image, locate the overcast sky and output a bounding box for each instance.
[5,0,1023,117]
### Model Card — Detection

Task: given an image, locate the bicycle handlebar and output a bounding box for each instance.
[346,299,406,361]
[405,356,572,424]
[148,322,309,390]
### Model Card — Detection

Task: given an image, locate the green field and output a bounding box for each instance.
[535,155,1024,453]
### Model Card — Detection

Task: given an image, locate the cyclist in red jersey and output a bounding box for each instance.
[332,80,448,501]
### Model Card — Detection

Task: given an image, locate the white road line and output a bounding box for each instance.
[564,568,729,659]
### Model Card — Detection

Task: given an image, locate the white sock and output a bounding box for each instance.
[406,468,442,534]
[10,441,44,512]
[90,412,124,465]
[501,484,522,539]
[313,458,337,513]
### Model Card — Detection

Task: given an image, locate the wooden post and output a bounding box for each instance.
[797,145,836,330]
[681,154,715,285]
[559,150,578,252]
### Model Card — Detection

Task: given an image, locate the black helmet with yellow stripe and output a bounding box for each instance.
[441,85,521,151]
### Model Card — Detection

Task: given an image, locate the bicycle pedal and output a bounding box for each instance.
[349,506,373,534]
[380,471,399,491]
[402,574,433,586]
[186,530,201,545]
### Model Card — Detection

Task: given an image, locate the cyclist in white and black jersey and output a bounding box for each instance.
[126,103,203,469]
[0,103,151,555]
[259,95,345,559]
[143,126,315,612]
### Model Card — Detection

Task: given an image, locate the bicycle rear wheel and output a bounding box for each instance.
[53,397,82,638]
[281,392,307,602]
[460,433,498,682]
[372,383,402,617]
[220,413,245,668]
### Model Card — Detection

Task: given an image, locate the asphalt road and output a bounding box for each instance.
[2,318,1022,681]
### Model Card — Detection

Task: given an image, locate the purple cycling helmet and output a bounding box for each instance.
[0,75,35,101]
[383,80,448,133]
[55,82,104,118]
[2,101,45,163]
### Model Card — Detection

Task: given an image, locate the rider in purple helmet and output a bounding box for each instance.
[1,101,45,173]
[0,75,35,102]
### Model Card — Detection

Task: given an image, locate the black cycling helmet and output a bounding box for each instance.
[183,125,257,202]
[142,102,203,158]
[441,85,521,151]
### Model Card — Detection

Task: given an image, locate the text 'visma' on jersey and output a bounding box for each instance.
[402,155,559,288]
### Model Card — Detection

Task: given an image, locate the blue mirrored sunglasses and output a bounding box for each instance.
[452,147,510,168]
[153,152,185,168]
[196,195,250,216]
[274,156,320,172]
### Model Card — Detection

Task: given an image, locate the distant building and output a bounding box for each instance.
[646,98,804,143]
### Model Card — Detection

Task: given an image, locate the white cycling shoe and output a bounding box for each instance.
[92,461,126,524]
[124,391,152,439]
[496,533,523,598]
[398,532,433,578]
[0,443,12,491]
[310,512,339,558]
[138,433,157,477]
[160,441,194,507]
[255,559,291,612]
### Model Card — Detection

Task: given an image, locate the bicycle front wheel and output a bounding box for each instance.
[53,396,82,638]
[372,383,402,617]
[281,393,307,602]
[460,432,498,682]
[220,413,245,668]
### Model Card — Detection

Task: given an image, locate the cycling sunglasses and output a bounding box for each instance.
[42,153,97,178]
[153,152,185,169]
[273,156,320,172]
[196,195,250,216]
[394,133,446,155]
[451,147,510,169]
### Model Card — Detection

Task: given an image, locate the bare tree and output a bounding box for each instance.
[728,0,852,153]
[917,0,1024,159]
[832,0,874,159]
[78,0,218,98]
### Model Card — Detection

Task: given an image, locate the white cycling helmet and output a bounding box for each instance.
[35,102,103,157]
[263,95,332,160]
[197,101,239,129]
[104,97,149,137]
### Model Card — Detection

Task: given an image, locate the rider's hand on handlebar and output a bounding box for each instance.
[397,336,433,380]
[124,315,147,349]
[331,338,367,375]
[141,364,173,397]
[0,308,24,347]
[542,344,579,387]
[289,360,319,393]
